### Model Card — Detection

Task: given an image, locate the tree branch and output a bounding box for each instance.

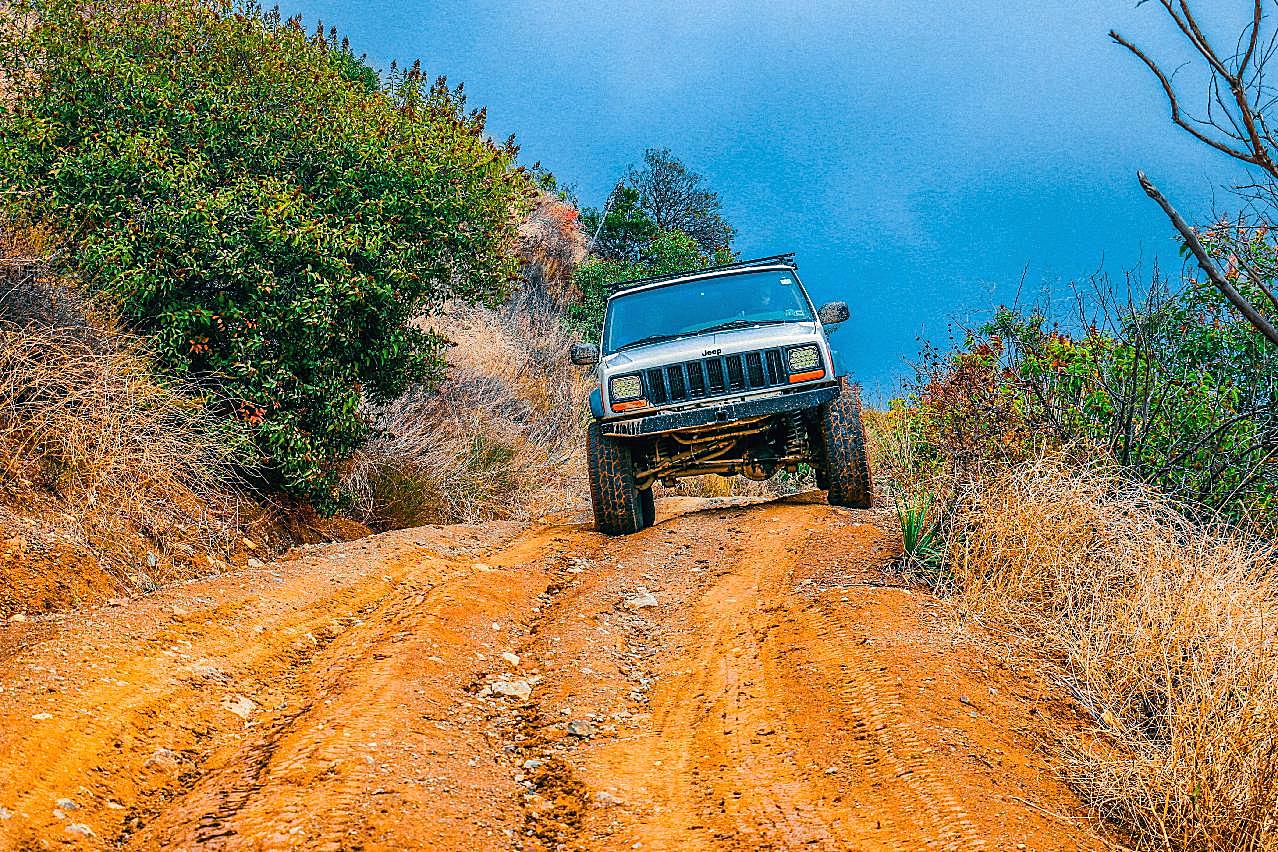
[1138,171,1278,346]
[1110,29,1270,168]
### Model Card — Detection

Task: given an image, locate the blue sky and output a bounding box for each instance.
[283,1,1250,395]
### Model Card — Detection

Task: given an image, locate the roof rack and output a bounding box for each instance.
[606,253,797,294]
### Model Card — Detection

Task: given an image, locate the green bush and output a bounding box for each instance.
[0,0,531,509]
[907,281,1277,529]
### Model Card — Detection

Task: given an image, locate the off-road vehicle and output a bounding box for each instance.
[571,254,872,534]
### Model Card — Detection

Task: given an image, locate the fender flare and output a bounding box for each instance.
[589,387,604,419]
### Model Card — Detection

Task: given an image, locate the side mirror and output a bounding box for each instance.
[817,301,850,326]
[569,342,600,366]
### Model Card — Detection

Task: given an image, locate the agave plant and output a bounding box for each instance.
[896,490,940,566]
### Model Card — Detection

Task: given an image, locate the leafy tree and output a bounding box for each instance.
[568,149,737,338]
[582,148,734,263]
[580,186,659,264]
[625,148,734,255]
[0,0,532,509]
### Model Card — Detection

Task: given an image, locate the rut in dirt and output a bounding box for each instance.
[0,495,1105,850]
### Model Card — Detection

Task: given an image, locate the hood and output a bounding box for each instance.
[602,322,822,373]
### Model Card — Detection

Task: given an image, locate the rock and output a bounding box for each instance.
[521,759,544,770]
[220,694,257,719]
[489,680,532,701]
[66,823,95,837]
[0,807,10,820]
[959,695,974,707]
[242,537,258,551]
[55,798,78,811]
[595,791,624,805]
[9,613,27,623]
[191,660,228,682]
[31,712,52,721]
[567,720,596,738]
[105,598,128,608]
[501,652,520,668]
[624,587,658,609]
[146,552,158,568]
[247,557,265,569]
[143,748,183,772]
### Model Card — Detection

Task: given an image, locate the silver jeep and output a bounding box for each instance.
[571,254,873,534]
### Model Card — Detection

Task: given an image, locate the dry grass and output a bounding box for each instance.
[344,288,590,529]
[946,459,1278,851]
[0,255,266,612]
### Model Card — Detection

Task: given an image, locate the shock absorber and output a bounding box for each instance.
[784,413,807,457]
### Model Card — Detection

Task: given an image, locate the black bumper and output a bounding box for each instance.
[600,384,839,438]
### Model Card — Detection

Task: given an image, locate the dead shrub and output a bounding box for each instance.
[949,459,1278,850]
[344,293,589,529]
[0,262,259,608]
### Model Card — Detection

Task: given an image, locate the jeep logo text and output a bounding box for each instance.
[702,348,722,357]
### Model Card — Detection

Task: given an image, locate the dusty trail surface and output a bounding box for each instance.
[0,495,1107,850]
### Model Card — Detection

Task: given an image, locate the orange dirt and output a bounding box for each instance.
[0,495,1112,850]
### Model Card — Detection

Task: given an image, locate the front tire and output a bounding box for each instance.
[588,422,647,534]
[817,379,873,509]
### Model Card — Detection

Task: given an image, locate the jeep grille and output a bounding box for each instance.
[642,348,792,405]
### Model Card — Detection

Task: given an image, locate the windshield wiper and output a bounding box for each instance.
[693,318,788,335]
[614,332,691,352]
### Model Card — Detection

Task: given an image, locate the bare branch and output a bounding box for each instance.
[1240,0,1264,75]
[1110,29,1271,169]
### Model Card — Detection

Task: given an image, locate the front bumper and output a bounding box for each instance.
[599,384,839,437]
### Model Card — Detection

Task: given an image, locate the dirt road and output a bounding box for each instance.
[0,495,1108,850]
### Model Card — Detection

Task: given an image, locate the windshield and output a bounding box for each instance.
[603,270,814,353]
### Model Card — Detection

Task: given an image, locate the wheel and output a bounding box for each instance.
[640,487,656,528]
[587,422,646,534]
[816,379,873,508]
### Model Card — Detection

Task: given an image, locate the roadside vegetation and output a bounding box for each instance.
[873,4,1278,848]
[0,228,268,613]
[0,0,531,510]
[343,192,591,529]
[0,0,558,610]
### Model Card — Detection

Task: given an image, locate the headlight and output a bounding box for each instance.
[609,373,644,401]
[786,345,822,373]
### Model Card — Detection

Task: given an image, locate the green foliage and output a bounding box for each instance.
[581,186,660,264]
[0,0,532,509]
[621,147,734,255]
[582,148,734,264]
[567,231,733,341]
[568,148,736,341]
[908,282,1277,529]
[896,490,941,566]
